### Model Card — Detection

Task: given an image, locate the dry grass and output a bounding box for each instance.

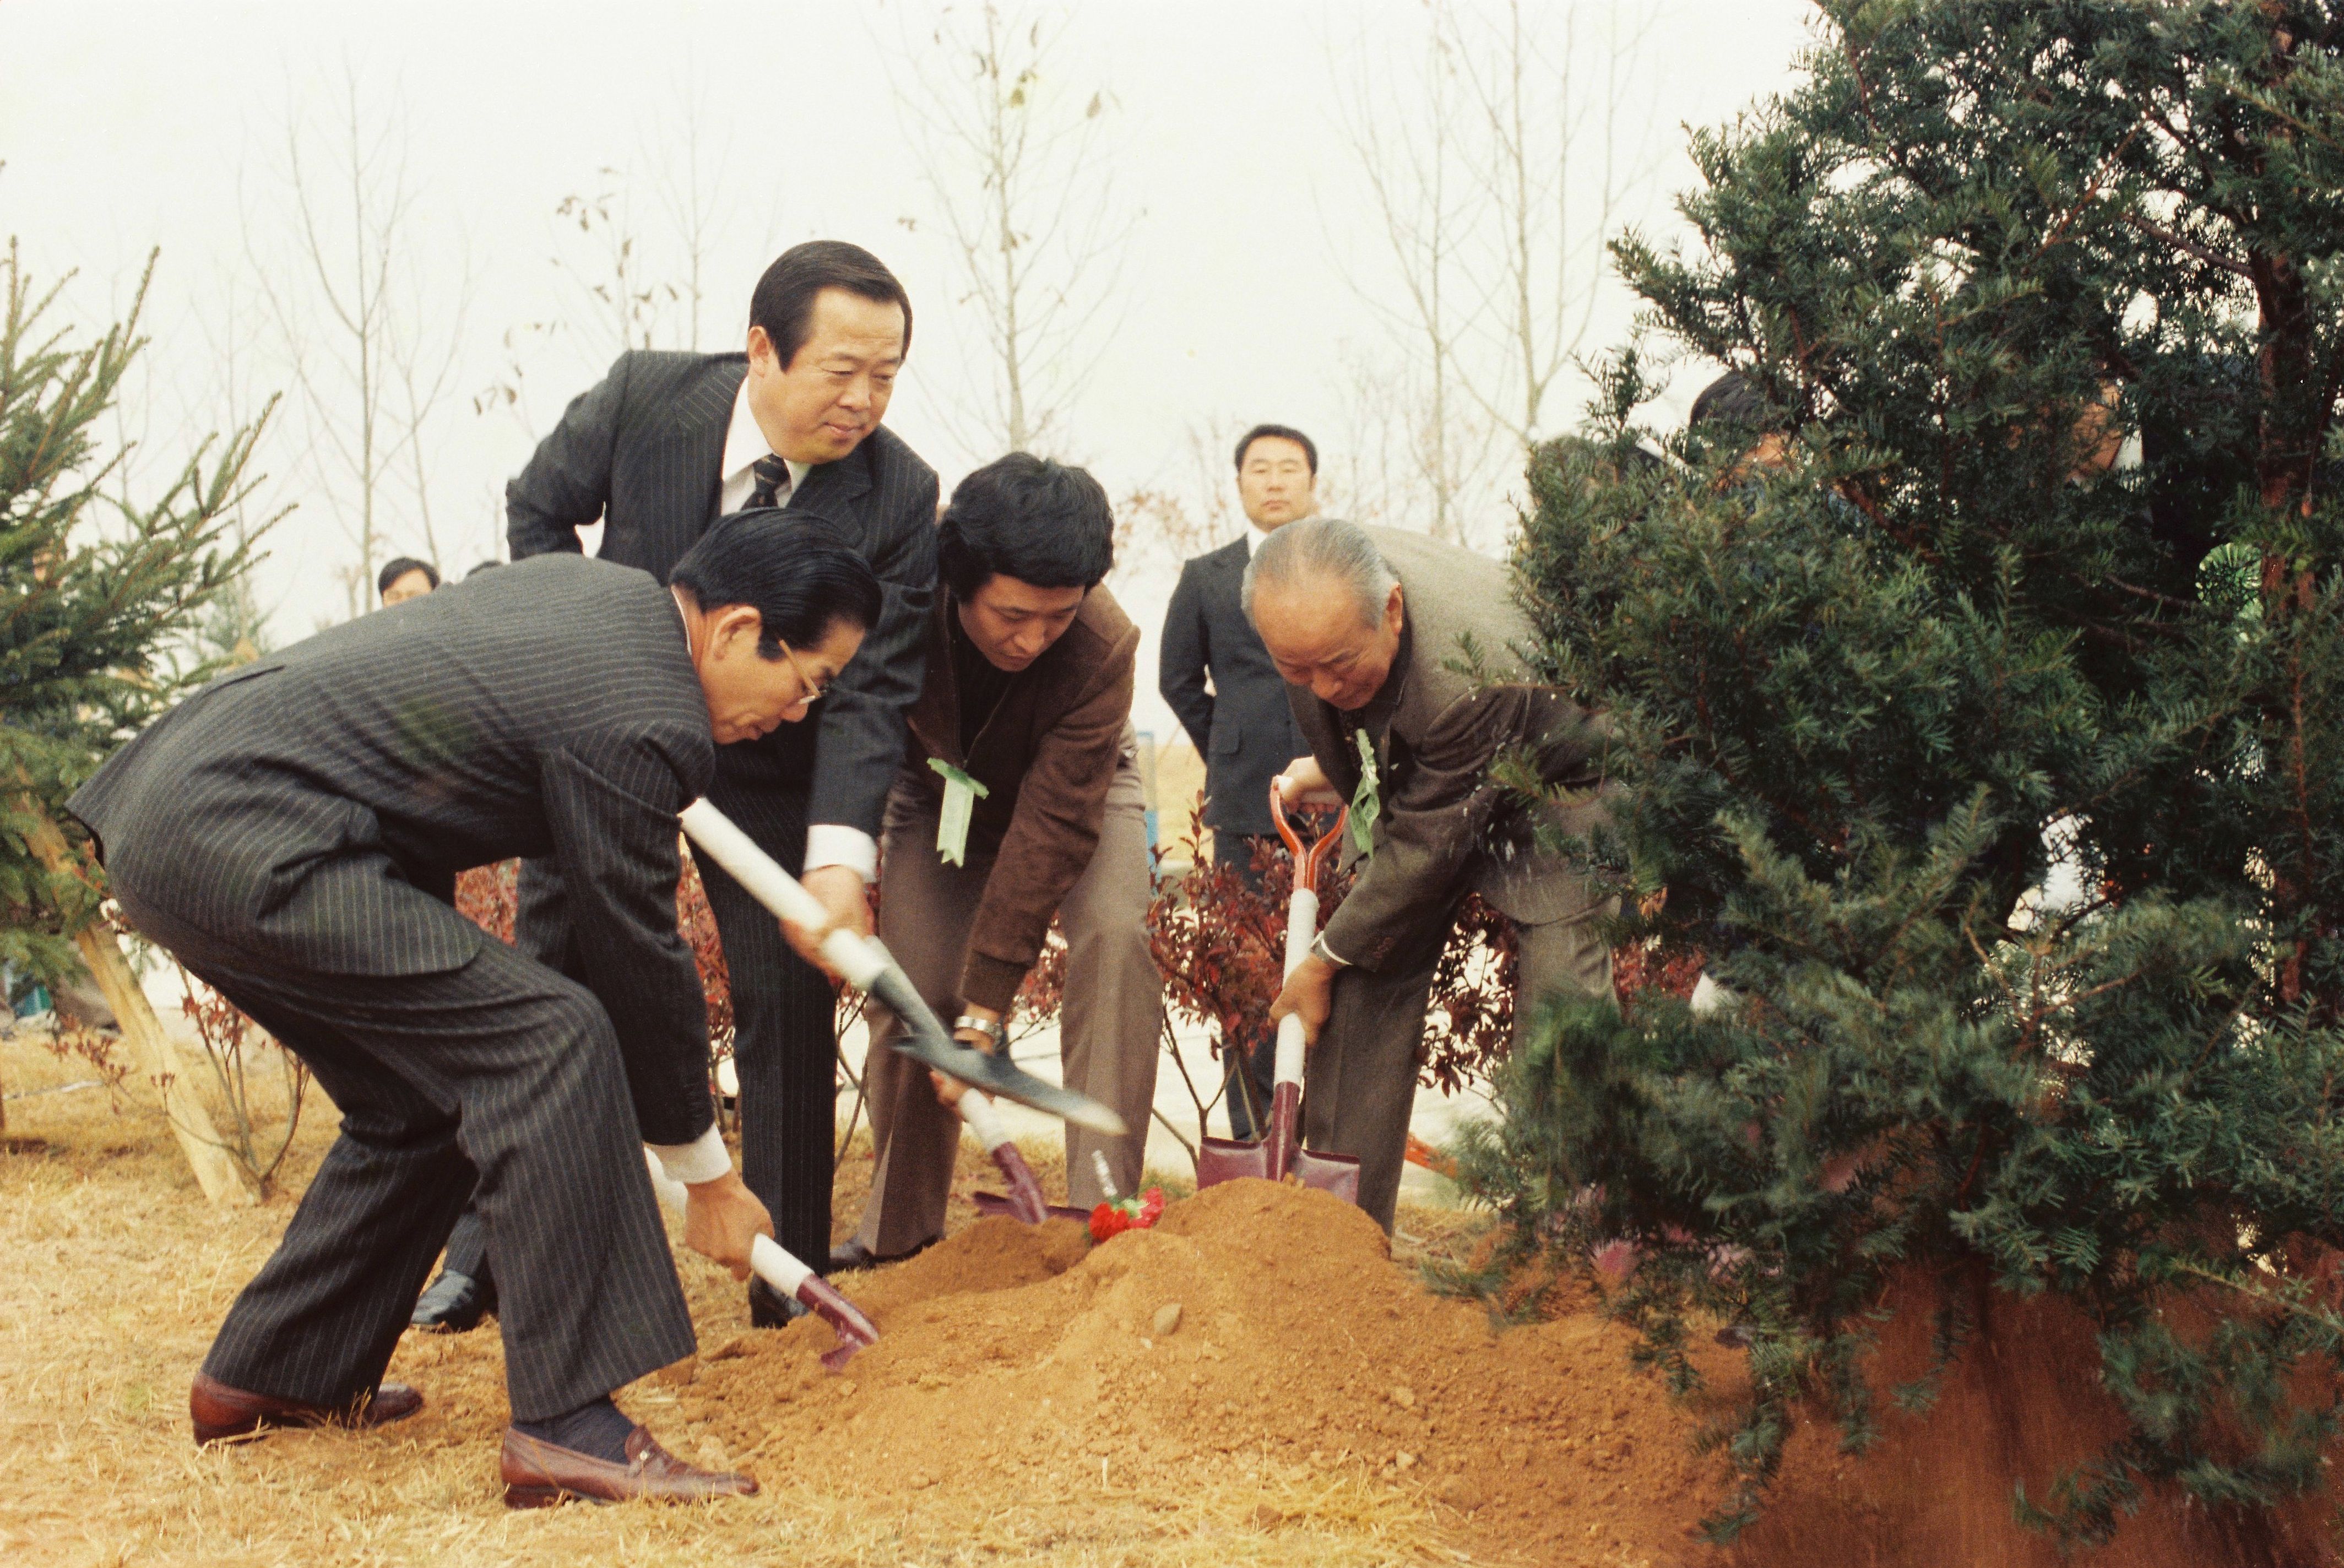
[0,1027,1515,1568]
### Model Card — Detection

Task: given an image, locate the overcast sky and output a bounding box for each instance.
[1,0,1817,746]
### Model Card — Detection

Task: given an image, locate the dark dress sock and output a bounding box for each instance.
[514,1396,636,1463]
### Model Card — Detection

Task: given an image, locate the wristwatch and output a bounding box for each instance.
[953,1013,1008,1053]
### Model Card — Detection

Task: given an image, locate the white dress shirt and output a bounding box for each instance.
[718,379,810,516]
[716,377,876,884]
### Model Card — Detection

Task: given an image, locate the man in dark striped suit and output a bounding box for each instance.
[68,516,881,1505]
[435,241,940,1332]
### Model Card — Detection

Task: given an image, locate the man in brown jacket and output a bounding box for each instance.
[835,453,1161,1268]
[1251,518,1614,1230]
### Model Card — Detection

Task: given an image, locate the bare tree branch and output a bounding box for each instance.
[1328,2,1667,547]
[245,66,467,622]
[885,1,1140,457]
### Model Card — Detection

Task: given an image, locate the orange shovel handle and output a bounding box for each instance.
[1268,780,1349,891]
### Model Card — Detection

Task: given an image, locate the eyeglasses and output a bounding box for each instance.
[777,640,828,704]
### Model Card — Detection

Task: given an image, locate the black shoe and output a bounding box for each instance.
[748,1276,809,1330]
[413,1269,496,1332]
[826,1236,937,1275]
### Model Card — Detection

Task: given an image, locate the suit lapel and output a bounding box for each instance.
[791,440,876,523]
[1212,536,1248,604]
[666,357,742,527]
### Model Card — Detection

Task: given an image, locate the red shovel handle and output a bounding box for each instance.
[801,1276,880,1371]
[990,1143,1051,1227]
[1262,1080,1303,1183]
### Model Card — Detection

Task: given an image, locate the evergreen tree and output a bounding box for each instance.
[1,242,272,990]
[1469,2,2344,1544]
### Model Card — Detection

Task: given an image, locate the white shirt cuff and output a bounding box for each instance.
[804,824,879,883]
[649,1125,731,1186]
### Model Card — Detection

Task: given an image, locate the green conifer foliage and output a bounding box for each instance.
[1471,2,2344,1544]
[1,243,270,989]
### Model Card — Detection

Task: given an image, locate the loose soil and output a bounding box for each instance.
[5,1027,2340,1566]
[675,1182,1722,1567]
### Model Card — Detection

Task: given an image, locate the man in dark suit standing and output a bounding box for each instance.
[68,518,882,1504]
[472,241,938,1331]
[1158,423,1317,1136]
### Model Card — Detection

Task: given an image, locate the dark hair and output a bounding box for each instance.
[937,453,1115,601]
[1688,371,1772,432]
[749,241,913,370]
[377,556,439,598]
[1234,423,1318,475]
[669,508,883,659]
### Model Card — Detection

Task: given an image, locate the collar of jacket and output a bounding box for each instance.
[1325,608,1413,789]
[910,587,1132,778]
[668,352,881,517]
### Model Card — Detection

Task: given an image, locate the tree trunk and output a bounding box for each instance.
[18,802,251,1205]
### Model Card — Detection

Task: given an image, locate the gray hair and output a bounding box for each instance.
[1241,517,1397,629]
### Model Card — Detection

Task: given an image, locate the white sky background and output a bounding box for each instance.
[0,0,1817,748]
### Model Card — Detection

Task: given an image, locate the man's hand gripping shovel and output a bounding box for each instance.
[960,1090,1086,1225]
[1194,783,1363,1203]
[678,799,1127,1138]
[642,1152,877,1370]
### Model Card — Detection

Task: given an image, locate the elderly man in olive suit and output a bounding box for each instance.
[1245,517,1614,1229]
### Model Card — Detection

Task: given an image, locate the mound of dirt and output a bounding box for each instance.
[664,1181,2340,1567]
[675,1180,1722,1566]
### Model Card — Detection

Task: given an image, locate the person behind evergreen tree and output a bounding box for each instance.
[839,453,1162,1267]
[1249,518,1614,1229]
[1687,371,1791,475]
[1158,422,1317,1137]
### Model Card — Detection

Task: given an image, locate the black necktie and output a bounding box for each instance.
[747,454,791,511]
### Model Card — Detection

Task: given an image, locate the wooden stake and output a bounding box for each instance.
[18,803,251,1206]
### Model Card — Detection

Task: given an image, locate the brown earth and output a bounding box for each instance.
[673,1181,1725,1568]
[5,1027,2340,1566]
[1721,1270,2343,1568]
[669,1177,2344,1568]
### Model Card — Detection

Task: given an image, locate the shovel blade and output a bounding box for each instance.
[1292,1148,1363,1205]
[972,1191,1090,1223]
[1195,1136,1361,1207]
[1196,1133,1271,1191]
[868,967,1127,1136]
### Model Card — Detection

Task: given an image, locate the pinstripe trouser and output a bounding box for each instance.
[686,780,844,1268]
[118,894,696,1424]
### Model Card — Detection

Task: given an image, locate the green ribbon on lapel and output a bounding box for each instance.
[930,757,990,867]
[1350,730,1381,858]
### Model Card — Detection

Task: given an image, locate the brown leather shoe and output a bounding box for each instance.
[190,1371,425,1446]
[501,1425,758,1509]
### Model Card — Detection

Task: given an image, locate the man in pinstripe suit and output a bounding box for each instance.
[68,517,881,1505]
[480,240,938,1331]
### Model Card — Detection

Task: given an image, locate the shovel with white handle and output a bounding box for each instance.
[1193,785,1363,1203]
[642,1151,877,1371]
[677,799,1126,1136]
[956,1091,1055,1225]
